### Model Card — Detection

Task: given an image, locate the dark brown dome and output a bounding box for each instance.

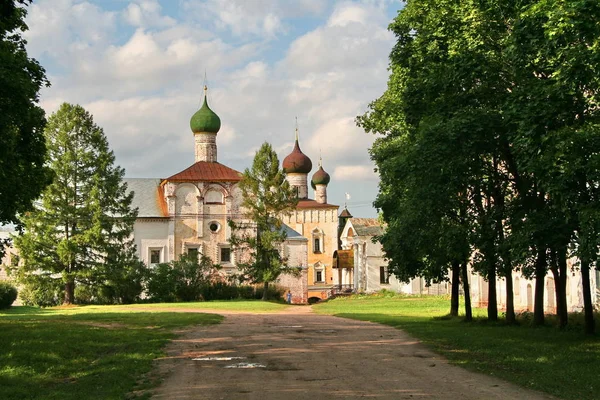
[311,166,330,186]
[282,140,312,174]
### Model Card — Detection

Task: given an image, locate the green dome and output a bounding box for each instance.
[190,95,221,134]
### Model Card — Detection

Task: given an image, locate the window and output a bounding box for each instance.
[316,270,323,282]
[380,266,390,284]
[150,249,161,265]
[188,247,199,259]
[314,238,320,253]
[209,221,221,233]
[312,228,324,254]
[220,247,231,263]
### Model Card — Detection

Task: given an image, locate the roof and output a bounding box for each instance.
[311,165,330,186]
[281,224,307,241]
[164,161,242,183]
[296,199,338,209]
[350,218,383,237]
[124,178,168,218]
[190,91,221,134]
[333,249,354,269]
[282,139,312,174]
[339,208,352,218]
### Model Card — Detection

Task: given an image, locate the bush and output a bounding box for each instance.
[18,277,62,307]
[0,281,18,309]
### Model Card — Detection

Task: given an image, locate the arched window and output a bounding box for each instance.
[312,228,324,254]
[205,189,224,204]
[314,262,325,283]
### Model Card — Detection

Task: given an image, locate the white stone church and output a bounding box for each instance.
[124,86,341,303]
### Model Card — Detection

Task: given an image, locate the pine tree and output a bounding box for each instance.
[229,142,299,300]
[13,103,142,305]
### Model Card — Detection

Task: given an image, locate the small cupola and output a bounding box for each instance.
[190,86,221,134]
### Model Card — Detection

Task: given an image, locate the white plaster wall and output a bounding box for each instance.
[133,220,169,265]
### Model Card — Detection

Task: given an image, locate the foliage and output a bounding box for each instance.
[0,282,17,309]
[0,0,53,256]
[229,142,299,300]
[314,295,600,400]
[12,103,140,305]
[0,306,222,400]
[146,253,221,302]
[17,275,62,307]
[358,0,600,331]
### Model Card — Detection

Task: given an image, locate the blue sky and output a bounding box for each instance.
[24,0,403,217]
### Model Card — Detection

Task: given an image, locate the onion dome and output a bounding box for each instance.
[283,139,312,174]
[311,165,330,186]
[190,86,221,134]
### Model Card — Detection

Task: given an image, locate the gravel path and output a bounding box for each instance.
[151,306,554,399]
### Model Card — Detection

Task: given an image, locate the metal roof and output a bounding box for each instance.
[350,218,384,237]
[123,178,167,218]
[165,161,242,183]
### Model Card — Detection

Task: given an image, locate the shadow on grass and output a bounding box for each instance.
[0,311,222,400]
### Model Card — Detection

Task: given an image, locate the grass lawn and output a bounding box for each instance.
[122,299,292,313]
[314,294,600,400]
[0,304,228,400]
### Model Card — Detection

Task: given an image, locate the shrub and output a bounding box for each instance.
[18,276,62,307]
[0,281,18,309]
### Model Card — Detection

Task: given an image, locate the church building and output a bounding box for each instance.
[125,86,341,303]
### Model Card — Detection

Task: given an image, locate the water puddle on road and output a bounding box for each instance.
[224,363,266,369]
[277,325,303,328]
[192,357,246,361]
[315,329,337,333]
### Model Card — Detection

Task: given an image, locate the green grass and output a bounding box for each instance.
[122,299,292,313]
[314,294,600,400]
[0,305,223,400]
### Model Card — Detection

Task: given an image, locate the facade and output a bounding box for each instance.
[280,129,340,301]
[339,215,599,311]
[125,87,342,303]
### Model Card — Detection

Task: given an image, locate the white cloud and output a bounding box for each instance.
[24,0,399,216]
[333,165,378,181]
[122,0,176,28]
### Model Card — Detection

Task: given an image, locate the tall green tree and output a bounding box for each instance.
[360,0,600,332]
[229,142,299,300]
[0,0,52,251]
[13,103,141,305]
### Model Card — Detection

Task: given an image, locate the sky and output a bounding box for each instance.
[23,0,402,218]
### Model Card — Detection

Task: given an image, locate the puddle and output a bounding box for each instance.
[278,325,303,328]
[224,363,266,369]
[192,357,246,361]
[315,329,337,333]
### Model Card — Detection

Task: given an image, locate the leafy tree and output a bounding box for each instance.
[12,103,140,304]
[0,0,52,254]
[229,142,299,300]
[360,0,600,332]
[146,253,221,302]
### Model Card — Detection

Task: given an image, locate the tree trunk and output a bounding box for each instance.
[505,269,515,324]
[488,263,498,321]
[550,248,568,329]
[450,260,460,317]
[64,280,75,304]
[581,259,595,335]
[533,248,547,326]
[461,261,472,322]
[262,281,269,301]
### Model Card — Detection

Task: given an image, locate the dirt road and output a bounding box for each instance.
[151,306,553,399]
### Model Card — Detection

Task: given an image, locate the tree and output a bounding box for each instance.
[146,253,221,303]
[359,0,600,332]
[229,142,299,300]
[0,0,52,254]
[12,103,141,305]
